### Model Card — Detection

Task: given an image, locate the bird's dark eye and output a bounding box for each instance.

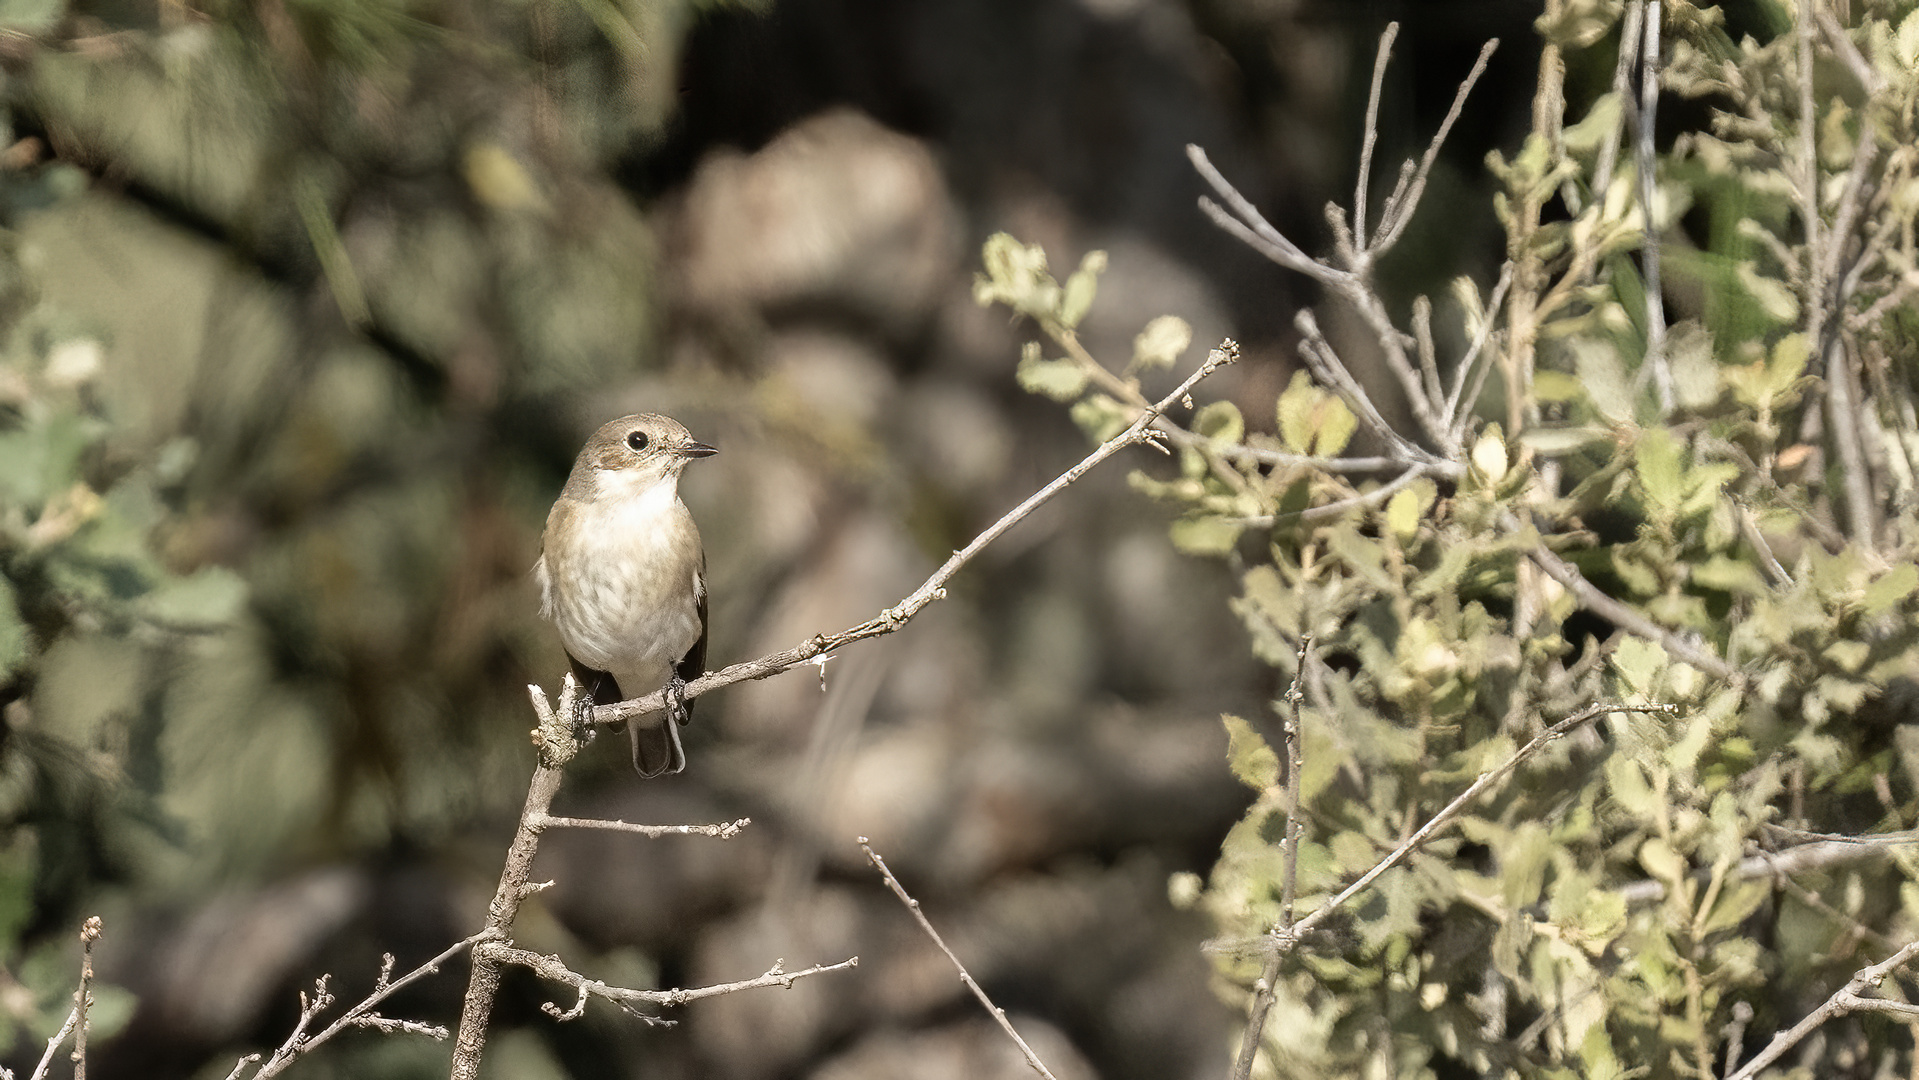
[626,431,649,452]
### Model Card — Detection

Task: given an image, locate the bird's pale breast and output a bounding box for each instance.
[540,473,704,696]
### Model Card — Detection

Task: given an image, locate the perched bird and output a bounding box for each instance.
[535,414,716,777]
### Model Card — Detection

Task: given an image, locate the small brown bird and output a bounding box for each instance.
[535,414,716,777]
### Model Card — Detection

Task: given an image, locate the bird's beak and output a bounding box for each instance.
[679,441,718,459]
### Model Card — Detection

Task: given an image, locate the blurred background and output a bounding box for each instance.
[0,0,1547,1076]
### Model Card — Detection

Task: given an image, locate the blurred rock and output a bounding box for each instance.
[131,868,368,1043]
[673,109,962,330]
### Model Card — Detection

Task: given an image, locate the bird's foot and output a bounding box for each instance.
[571,691,598,747]
[664,673,691,730]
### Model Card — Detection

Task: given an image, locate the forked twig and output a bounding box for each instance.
[1725,941,1919,1080]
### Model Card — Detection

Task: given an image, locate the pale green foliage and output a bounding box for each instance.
[984,2,1919,1077]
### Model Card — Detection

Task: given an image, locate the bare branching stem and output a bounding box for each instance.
[1726,941,1919,1080]
[1228,639,1314,1080]
[1280,637,1310,930]
[860,839,1059,1080]
[486,945,857,1018]
[449,755,568,1080]
[1352,24,1398,251]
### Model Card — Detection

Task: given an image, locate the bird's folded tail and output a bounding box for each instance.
[630,714,686,778]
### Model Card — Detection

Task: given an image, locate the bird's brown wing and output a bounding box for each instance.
[567,653,624,707]
[673,562,709,726]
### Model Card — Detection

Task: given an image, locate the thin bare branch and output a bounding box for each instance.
[1293,310,1431,463]
[1618,836,1919,907]
[1721,1002,1755,1080]
[1445,260,1518,438]
[1187,146,1327,279]
[249,932,489,1078]
[861,839,1059,1080]
[70,917,99,1080]
[531,815,751,839]
[487,944,857,1018]
[1228,639,1314,1080]
[1815,6,1884,96]
[1727,941,1919,1080]
[1591,1,1644,212]
[1636,1,1674,414]
[1353,23,1399,250]
[28,1007,79,1080]
[1373,38,1500,252]
[1412,295,1443,409]
[1524,538,1742,682]
[1224,466,1435,528]
[1194,195,1341,286]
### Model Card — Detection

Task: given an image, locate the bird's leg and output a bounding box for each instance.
[571,684,599,746]
[664,672,691,730]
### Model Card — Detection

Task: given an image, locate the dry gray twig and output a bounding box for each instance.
[1726,941,1919,1080]
[485,945,857,1023]
[530,815,751,839]
[1228,639,1313,1080]
[230,932,487,1079]
[861,839,1059,1080]
[26,1006,79,1080]
[69,916,99,1080]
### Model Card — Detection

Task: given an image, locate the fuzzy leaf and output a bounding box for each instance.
[1171,516,1244,556]
[1058,250,1107,328]
[1017,351,1091,403]
[1193,400,1244,445]
[1133,315,1193,370]
[1222,714,1280,790]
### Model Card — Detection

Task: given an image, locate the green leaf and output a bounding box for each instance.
[1222,714,1279,790]
[1384,482,1432,540]
[1569,338,1634,424]
[1613,636,1668,696]
[1171,516,1244,556]
[1471,426,1509,485]
[137,567,247,630]
[1862,563,1918,616]
[1520,426,1613,455]
[1562,91,1624,155]
[1734,261,1798,324]
[1016,348,1091,403]
[0,577,28,682]
[1666,321,1720,410]
[1193,400,1244,445]
[1634,427,1686,515]
[1638,837,1685,885]
[1132,315,1192,370]
[1059,250,1107,328]
[1275,372,1356,456]
[973,232,1058,317]
[1069,393,1131,443]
